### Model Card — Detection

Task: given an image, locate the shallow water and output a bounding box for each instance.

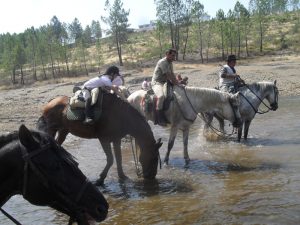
[1,96,300,224]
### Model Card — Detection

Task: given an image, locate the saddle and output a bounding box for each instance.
[143,82,174,113]
[66,88,104,121]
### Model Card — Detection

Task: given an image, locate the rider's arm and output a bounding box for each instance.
[167,72,179,85]
[220,67,237,79]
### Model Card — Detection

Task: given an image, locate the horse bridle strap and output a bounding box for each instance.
[243,84,277,114]
[19,142,91,221]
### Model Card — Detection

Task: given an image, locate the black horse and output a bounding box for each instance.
[0,125,109,225]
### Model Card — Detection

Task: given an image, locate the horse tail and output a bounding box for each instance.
[36,116,48,132]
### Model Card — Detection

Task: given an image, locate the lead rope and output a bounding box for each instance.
[130,136,142,177]
[0,208,22,225]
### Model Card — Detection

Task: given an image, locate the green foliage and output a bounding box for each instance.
[2,1,300,86]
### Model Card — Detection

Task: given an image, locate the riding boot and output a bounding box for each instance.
[83,98,94,125]
[156,109,168,126]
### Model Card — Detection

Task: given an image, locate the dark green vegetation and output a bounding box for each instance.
[0,0,300,86]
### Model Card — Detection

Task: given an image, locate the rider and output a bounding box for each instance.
[219,54,245,93]
[151,48,179,126]
[82,66,120,124]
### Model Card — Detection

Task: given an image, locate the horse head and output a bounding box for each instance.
[228,92,243,128]
[139,138,163,179]
[266,80,278,111]
[18,125,109,224]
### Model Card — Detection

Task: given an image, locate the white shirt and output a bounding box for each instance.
[83,75,112,90]
[219,65,236,86]
[112,76,124,86]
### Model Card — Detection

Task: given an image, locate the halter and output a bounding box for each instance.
[0,141,92,225]
[240,84,278,114]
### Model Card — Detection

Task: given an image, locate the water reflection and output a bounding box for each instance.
[101,178,193,200]
[1,96,300,225]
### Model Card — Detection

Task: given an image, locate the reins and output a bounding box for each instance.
[241,84,277,114]
[178,86,236,138]
[129,136,142,177]
[129,136,162,177]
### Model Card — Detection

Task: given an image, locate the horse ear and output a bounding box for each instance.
[274,80,277,86]
[19,124,39,150]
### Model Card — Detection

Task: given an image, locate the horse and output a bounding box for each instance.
[37,92,162,186]
[127,85,242,166]
[0,124,108,225]
[203,81,278,142]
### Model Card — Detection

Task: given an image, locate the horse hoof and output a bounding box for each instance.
[118,174,129,180]
[163,160,169,166]
[95,178,104,186]
[184,159,190,167]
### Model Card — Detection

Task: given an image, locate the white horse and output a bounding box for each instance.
[127,85,242,165]
[204,81,278,142]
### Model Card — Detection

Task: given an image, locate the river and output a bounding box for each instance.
[1,96,300,225]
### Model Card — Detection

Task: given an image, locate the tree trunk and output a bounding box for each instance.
[182,26,189,60]
[259,20,263,53]
[63,46,70,76]
[48,44,55,78]
[115,33,123,66]
[11,67,16,84]
[20,66,24,85]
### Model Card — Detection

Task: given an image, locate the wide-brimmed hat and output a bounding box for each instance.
[227,54,238,62]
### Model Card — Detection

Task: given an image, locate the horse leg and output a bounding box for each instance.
[182,127,190,166]
[95,139,114,186]
[202,112,212,134]
[215,115,225,133]
[164,125,178,165]
[112,139,128,180]
[237,123,244,142]
[56,129,69,145]
[243,120,252,140]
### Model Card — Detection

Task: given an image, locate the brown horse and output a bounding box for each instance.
[37,92,162,185]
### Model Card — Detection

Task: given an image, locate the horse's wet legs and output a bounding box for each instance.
[182,128,190,166]
[96,140,113,186]
[56,129,69,145]
[244,120,252,140]
[164,126,178,165]
[237,123,243,142]
[112,139,127,180]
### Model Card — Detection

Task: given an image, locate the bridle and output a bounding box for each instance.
[240,84,278,114]
[0,141,92,225]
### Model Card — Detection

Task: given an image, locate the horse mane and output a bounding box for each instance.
[185,86,231,102]
[246,81,274,93]
[0,128,78,169]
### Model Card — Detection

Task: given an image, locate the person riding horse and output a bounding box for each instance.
[151,48,179,126]
[219,55,245,93]
[82,66,120,124]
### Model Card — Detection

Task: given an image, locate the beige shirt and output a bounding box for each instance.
[151,57,174,85]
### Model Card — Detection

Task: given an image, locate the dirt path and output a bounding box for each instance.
[0,54,299,133]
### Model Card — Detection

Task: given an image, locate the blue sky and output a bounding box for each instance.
[0,0,250,34]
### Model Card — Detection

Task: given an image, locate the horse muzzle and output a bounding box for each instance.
[271,103,278,111]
